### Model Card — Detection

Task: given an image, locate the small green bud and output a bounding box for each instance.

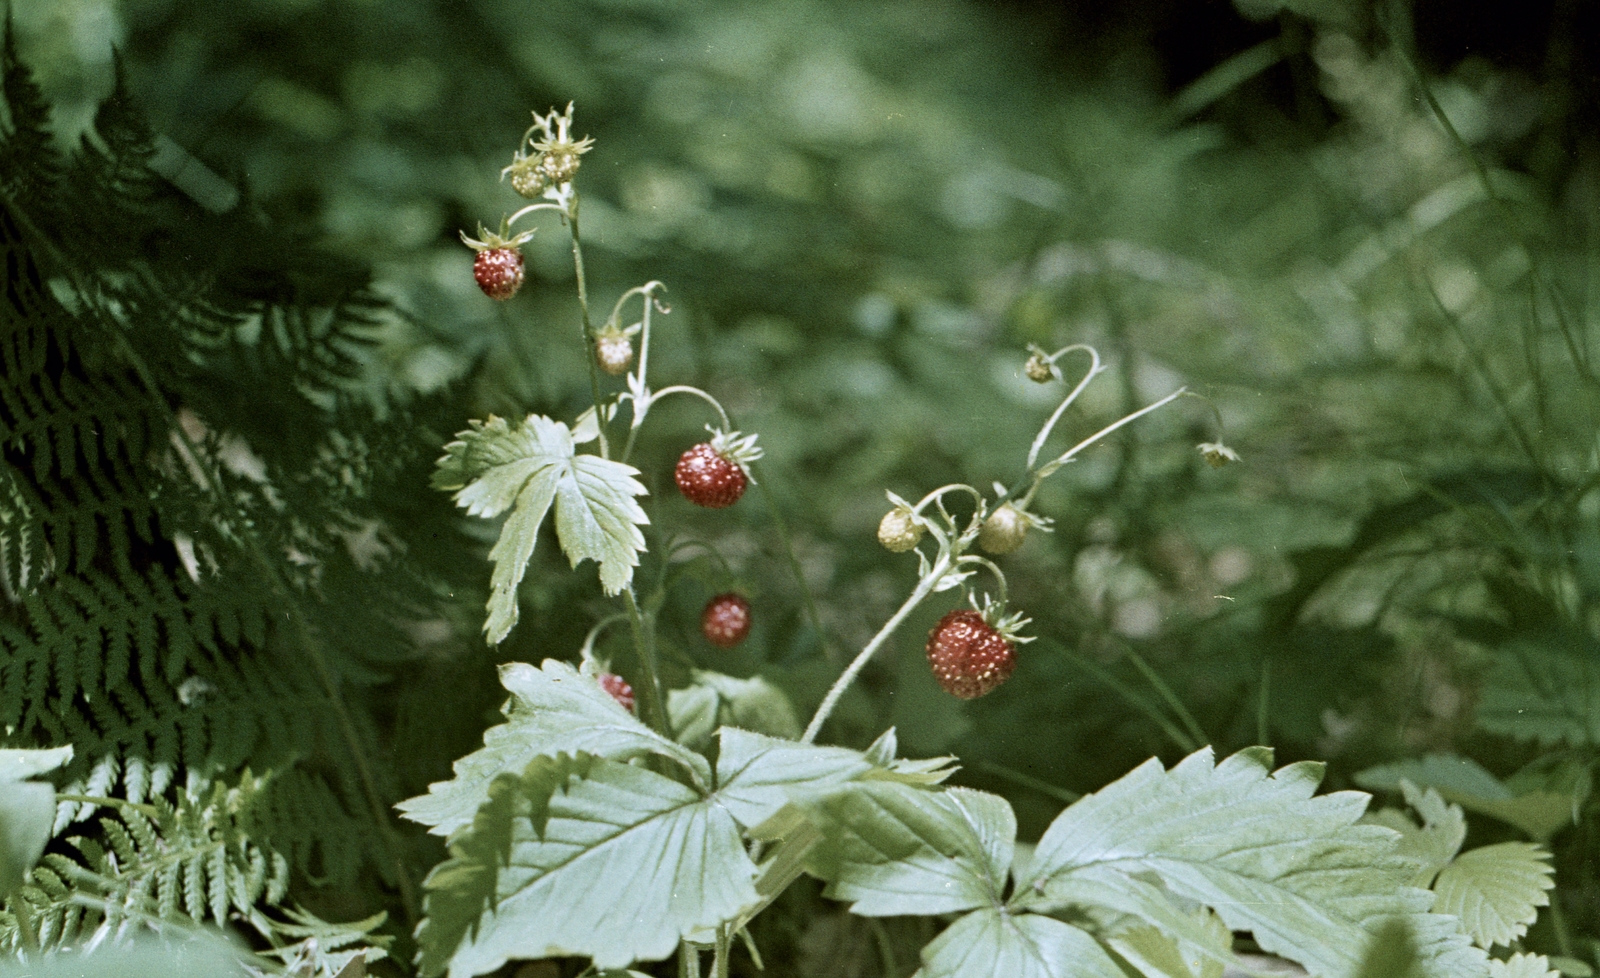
[878,506,924,553]
[978,503,1031,555]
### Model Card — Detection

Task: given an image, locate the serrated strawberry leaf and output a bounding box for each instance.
[1488,953,1560,978]
[397,660,710,836]
[1013,747,1489,978]
[915,909,1125,978]
[668,671,802,751]
[1432,842,1553,949]
[414,753,759,977]
[1103,910,1231,978]
[434,414,648,643]
[795,781,1014,917]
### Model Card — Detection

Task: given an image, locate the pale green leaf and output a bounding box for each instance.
[668,670,802,750]
[800,781,1013,916]
[1432,842,1553,949]
[1015,747,1488,978]
[0,745,70,896]
[1362,782,1466,887]
[916,909,1125,978]
[714,728,875,829]
[436,414,647,643]
[0,745,73,782]
[1488,953,1560,978]
[1355,755,1578,841]
[0,781,56,897]
[424,755,759,977]
[396,660,709,835]
[667,683,720,749]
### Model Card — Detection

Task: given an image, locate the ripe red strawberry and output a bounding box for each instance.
[597,672,635,712]
[701,593,752,648]
[926,609,1017,699]
[674,428,762,509]
[473,248,525,301]
[460,221,535,301]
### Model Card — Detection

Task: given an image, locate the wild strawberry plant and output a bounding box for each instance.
[395,106,1539,978]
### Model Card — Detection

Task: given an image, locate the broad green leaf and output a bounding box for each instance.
[1355,755,1578,841]
[1477,640,1600,749]
[1015,747,1488,978]
[417,754,759,977]
[1488,954,1560,978]
[668,671,802,750]
[714,728,876,829]
[0,744,71,896]
[1432,842,1553,949]
[397,660,710,835]
[799,781,1013,916]
[860,728,959,785]
[435,414,648,643]
[915,909,1124,978]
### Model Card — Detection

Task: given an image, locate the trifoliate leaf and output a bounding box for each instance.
[397,660,709,836]
[0,745,71,896]
[434,414,648,643]
[1432,842,1553,949]
[1355,755,1578,841]
[916,909,1125,978]
[417,753,759,977]
[1014,747,1489,978]
[1488,954,1560,978]
[797,781,1014,916]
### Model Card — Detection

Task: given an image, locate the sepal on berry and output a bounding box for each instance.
[703,426,763,473]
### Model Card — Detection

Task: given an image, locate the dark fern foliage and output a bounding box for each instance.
[0,16,451,956]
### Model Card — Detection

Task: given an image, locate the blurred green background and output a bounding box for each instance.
[10,0,1600,972]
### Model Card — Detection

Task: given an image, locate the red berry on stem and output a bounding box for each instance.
[702,593,752,648]
[926,609,1017,699]
[676,443,748,508]
[473,248,525,301]
[597,672,635,712]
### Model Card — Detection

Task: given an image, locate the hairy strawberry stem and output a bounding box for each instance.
[801,549,954,743]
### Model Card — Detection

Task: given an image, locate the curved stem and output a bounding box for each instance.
[960,554,1009,608]
[802,551,953,744]
[1045,386,1187,471]
[576,614,628,663]
[506,200,565,227]
[644,385,733,429]
[1027,345,1103,470]
[623,587,670,737]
